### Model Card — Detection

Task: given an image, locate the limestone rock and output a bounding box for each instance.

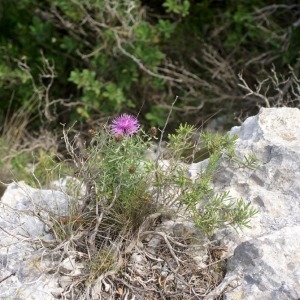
[211,108,300,299]
[0,181,71,299]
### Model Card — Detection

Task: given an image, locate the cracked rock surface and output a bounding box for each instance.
[211,107,300,299]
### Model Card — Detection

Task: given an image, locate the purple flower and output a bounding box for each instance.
[111,114,140,136]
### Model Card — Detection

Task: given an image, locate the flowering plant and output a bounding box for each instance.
[83,117,257,234]
[111,114,140,136]
[51,114,258,297]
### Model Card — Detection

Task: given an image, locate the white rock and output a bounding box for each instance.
[213,108,300,299]
[0,181,71,299]
[2,181,70,216]
[50,176,87,198]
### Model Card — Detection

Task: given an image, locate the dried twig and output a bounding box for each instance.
[203,272,243,300]
[238,73,271,107]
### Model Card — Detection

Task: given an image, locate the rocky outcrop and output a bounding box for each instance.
[210,107,300,299]
[1,107,300,299]
[0,181,72,299]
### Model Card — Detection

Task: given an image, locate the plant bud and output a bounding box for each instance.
[115,134,124,142]
[88,129,97,137]
[128,166,136,173]
[149,127,157,137]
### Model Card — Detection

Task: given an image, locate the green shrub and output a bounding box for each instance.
[1,0,299,130]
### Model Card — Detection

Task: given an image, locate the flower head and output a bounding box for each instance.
[111,114,140,136]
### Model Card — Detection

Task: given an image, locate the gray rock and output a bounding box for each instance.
[0,181,71,299]
[211,108,300,299]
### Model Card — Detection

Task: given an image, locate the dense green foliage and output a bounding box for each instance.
[1,0,300,129]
